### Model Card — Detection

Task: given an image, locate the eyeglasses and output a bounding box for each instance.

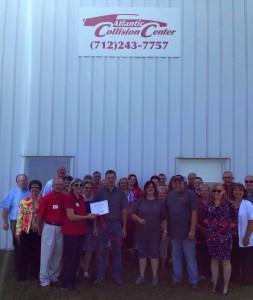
[223,177,232,179]
[31,186,40,189]
[85,187,93,190]
[74,183,83,187]
[147,186,154,189]
[245,180,253,184]
[212,190,222,193]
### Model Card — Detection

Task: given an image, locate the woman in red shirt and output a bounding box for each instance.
[61,178,96,291]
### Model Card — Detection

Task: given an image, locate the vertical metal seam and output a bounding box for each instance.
[10,0,20,171]
[219,0,222,158]
[244,0,249,174]
[50,0,57,155]
[206,0,210,157]
[232,0,235,171]
[193,0,197,157]
[180,0,184,158]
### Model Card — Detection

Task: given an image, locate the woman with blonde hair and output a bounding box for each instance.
[203,183,237,295]
[62,178,96,290]
[82,180,96,278]
[118,177,137,256]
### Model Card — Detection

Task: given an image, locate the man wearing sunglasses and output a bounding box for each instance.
[245,175,253,204]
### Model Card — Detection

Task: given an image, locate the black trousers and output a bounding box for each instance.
[231,236,253,285]
[123,218,136,250]
[10,220,20,272]
[196,229,211,278]
[17,230,41,281]
[62,234,85,289]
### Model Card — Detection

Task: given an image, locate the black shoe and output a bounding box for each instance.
[190,283,199,291]
[170,281,181,288]
[93,277,104,285]
[51,281,61,287]
[114,278,123,285]
[61,286,75,292]
[241,283,250,288]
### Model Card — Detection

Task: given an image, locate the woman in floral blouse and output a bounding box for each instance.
[15,180,42,281]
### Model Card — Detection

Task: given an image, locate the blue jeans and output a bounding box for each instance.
[171,239,199,284]
[96,220,122,279]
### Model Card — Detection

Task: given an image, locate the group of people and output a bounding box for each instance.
[1,167,253,295]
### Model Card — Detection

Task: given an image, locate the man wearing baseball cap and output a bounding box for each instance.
[166,175,199,290]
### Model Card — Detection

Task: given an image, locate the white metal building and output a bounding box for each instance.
[0,0,252,249]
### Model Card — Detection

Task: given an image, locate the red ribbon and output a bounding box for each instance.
[176,220,231,245]
[98,215,124,246]
[206,220,230,241]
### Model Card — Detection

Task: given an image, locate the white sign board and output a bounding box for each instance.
[90,200,109,215]
[79,7,181,57]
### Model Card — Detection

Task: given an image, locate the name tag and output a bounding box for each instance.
[53,205,58,209]
[76,203,80,207]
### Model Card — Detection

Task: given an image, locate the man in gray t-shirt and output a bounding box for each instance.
[166,175,199,289]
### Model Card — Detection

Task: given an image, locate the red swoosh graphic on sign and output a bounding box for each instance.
[83,14,137,26]
[83,14,167,27]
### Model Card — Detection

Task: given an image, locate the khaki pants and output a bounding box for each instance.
[39,223,63,286]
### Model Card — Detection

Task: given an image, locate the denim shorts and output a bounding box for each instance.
[160,238,169,259]
[137,240,160,259]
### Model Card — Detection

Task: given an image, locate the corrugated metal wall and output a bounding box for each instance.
[0,0,252,248]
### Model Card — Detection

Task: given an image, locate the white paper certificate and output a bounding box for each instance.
[90,200,109,215]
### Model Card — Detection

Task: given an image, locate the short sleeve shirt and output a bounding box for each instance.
[166,189,199,240]
[38,191,66,224]
[0,188,30,220]
[132,198,167,241]
[63,192,87,235]
[93,186,129,221]
[238,199,253,247]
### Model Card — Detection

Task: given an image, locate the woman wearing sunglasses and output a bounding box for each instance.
[61,178,96,291]
[203,183,237,295]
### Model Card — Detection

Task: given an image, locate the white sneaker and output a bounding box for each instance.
[84,271,90,278]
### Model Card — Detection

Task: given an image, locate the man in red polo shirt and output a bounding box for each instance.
[222,171,235,200]
[93,171,101,194]
[37,178,66,287]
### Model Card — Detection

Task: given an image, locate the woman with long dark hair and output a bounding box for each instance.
[131,180,167,286]
[231,183,253,286]
[128,174,142,200]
